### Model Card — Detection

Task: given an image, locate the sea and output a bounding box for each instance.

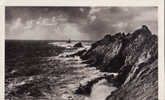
[5,40,117,100]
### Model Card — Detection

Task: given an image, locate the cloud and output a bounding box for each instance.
[89,7,102,15]
[80,7,158,40]
[112,22,128,29]
[5,7,157,40]
[7,18,24,34]
[133,9,157,21]
[6,15,89,40]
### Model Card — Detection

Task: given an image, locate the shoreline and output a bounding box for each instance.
[71,25,158,100]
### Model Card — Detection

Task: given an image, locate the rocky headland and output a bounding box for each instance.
[75,25,158,100]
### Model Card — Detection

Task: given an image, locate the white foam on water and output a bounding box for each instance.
[10,70,17,74]
[49,42,75,49]
[85,79,117,100]
[48,42,117,100]
[49,41,91,49]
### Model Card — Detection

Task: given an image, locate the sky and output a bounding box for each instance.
[5,7,157,40]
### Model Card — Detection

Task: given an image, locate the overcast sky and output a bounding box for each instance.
[5,7,157,40]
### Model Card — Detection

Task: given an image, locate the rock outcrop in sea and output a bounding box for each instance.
[73,42,83,48]
[76,25,158,100]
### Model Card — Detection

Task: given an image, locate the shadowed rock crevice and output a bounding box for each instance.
[102,53,126,73]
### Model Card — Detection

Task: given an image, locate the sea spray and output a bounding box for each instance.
[85,79,117,100]
[6,41,118,100]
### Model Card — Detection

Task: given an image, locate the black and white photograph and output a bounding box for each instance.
[5,7,159,100]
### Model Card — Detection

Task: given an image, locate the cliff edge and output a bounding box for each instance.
[79,25,158,100]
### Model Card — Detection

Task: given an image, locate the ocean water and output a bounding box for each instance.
[5,40,116,100]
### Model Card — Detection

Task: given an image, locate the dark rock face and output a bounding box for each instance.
[75,77,105,95]
[73,42,83,48]
[80,25,158,100]
[106,60,158,100]
[81,33,126,67]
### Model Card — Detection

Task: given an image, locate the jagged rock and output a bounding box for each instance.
[75,77,105,95]
[116,25,157,85]
[73,42,83,48]
[78,25,158,100]
[106,60,158,100]
[81,33,125,67]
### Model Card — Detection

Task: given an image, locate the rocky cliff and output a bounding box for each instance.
[79,25,158,100]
